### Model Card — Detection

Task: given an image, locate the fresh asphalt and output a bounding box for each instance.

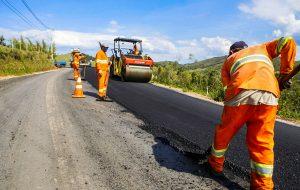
[84,67,300,190]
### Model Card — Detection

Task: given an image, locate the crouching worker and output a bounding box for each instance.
[207,37,296,190]
[95,42,110,101]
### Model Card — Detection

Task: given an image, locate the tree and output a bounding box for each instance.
[51,42,57,58]
[26,38,34,51]
[36,41,41,52]
[42,40,47,53]
[0,35,6,46]
[12,38,21,50]
[20,36,26,50]
[188,53,194,62]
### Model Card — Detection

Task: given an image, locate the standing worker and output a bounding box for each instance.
[71,48,84,81]
[95,42,110,101]
[207,37,296,189]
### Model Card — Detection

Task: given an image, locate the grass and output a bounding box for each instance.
[0,45,55,76]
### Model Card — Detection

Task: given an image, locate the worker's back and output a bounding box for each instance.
[222,37,296,101]
[222,44,278,100]
[95,49,108,61]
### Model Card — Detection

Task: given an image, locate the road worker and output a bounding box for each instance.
[71,49,84,81]
[95,42,110,101]
[207,37,296,190]
[133,44,139,55]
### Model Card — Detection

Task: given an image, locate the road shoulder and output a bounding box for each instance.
[151,82,300,127]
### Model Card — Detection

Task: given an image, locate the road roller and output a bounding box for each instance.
[110,37,154,82]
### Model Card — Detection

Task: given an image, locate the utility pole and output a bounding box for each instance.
[206,86,209,96]
[50,29,54,61]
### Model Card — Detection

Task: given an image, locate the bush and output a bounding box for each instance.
[0,45,55,76]
[153,61,300,121]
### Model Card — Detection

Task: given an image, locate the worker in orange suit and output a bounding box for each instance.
[133,44,139,55]
[95,42,110,101]
[71,49,84,81]
[207,37,296,190]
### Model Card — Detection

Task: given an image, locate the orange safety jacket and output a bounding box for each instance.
[222,37,296,101]
[95,49,109,71]
[73,52,84,68]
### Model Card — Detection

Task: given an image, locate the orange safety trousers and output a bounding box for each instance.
[73,63,80,80]
[208,105,277,190]
[97,64,109,97]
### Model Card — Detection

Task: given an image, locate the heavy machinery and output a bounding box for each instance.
[110,37,154,82]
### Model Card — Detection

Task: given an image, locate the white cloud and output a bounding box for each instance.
[273,29,282,37]
[200,36,232,54]
[106,20,122,34]
[53,30,115,48]
[176,39,198,47]
[133,35,177,53]
[239,0,300,35]
[0,27,233,62]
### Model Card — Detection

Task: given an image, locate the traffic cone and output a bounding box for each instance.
[72,76,85,98]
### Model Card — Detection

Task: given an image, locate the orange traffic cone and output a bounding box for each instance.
[72,76,85,98]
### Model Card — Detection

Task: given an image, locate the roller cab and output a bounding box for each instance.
[110,37,154,82]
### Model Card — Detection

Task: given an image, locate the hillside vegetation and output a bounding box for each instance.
[0,36,55,76]
[184,56,226,70]
[153,58,300,121]
[56,53,95,67]
[55,53,71,62]
[0,45,55,76]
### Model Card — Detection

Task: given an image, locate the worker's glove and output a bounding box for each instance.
[278,74,292,90]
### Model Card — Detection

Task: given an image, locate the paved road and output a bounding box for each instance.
[0,69,247,190]
[83,67,300,190]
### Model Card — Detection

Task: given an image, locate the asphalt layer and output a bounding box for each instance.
[83,67,300,190]
[0,68,249,189]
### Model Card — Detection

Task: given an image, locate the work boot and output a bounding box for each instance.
[96,96,105,101]
[203,161,225,178]
[96,96,108,101]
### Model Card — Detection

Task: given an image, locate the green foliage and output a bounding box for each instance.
[0,35,6,46]
[184,56,226,70]
[153,62,225,101]
[153,60,300,120]
[55,53,71,62]
[278,81,300,119]
[0,45,55,76]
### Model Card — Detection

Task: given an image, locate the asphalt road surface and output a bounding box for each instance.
[83,67,300,190]
[0,68,249,190]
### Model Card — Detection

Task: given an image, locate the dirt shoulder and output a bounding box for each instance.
[0,68,58,81]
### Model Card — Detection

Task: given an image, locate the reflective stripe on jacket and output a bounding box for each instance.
[222,37,296,101]
[95,50,109,70]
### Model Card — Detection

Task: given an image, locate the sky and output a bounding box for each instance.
[0,0,300,63]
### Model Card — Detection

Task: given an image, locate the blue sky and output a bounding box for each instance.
[0,0,299,62]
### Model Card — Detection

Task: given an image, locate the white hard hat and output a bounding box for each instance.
[99,42,108,48]
[72,48,80,53]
